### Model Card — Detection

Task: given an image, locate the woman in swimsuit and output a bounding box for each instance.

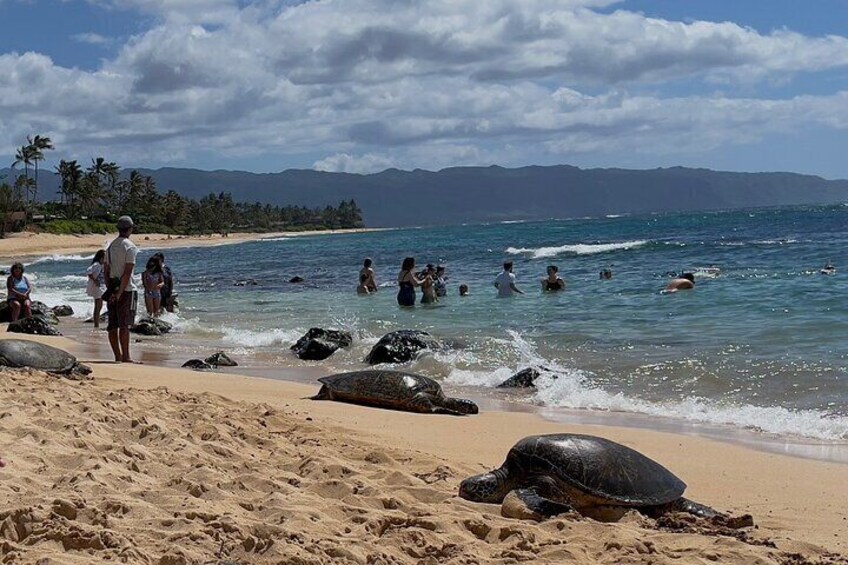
[541,265,566,291]
[397,257,425,307]
[6,262,32,321]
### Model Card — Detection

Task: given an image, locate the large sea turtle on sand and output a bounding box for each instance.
[459,434,753,527]
[0,339,91,377]
[312,370,478,416]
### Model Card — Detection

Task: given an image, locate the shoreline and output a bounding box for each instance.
[1,332,846,563]
[60,317,848,465]
[0,227,384,263]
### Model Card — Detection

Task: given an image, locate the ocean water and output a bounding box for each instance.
[22,204,848,445]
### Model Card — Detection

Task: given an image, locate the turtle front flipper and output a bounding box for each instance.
[436,397,479,415]
[311,385,331,401]
[501,488,575,521]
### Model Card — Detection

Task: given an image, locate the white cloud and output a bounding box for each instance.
[71,32,112,45]
[2,0,848,174]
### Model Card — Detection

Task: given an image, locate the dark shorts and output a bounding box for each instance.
[107,290,138,331]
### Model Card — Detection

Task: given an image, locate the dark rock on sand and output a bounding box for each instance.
[289,276,305,283]
[52,305,74,317]
[364,330,443,365]
[291,328,353,361]
[182,359,214,371]
[7,315,62,336]
[31,301,59,324]
[205,351,238,367]
[130,317,173,336]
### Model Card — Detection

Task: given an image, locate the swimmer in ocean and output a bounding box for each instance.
[665,272,695,292]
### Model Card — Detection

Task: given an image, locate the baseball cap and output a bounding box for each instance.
[117,216,134,230]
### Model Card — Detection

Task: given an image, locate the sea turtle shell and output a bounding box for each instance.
[316,370,445,409]
[507,434,686,506]
[0,339,81,374]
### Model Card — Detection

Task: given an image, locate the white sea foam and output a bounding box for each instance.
[27,253,91,265]
[505,240,648,259]
[449,330,848,441]
[221,326,303,348]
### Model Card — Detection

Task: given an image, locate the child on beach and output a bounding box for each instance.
[86,250,107,328]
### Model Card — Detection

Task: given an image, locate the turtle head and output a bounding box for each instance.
[441,397,479,415]
[459,469,511,503]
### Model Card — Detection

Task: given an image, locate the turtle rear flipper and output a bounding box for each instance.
[653,498,754,529]
[502,488,575,521]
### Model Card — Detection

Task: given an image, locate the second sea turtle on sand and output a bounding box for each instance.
[312,370,478,416]
[0,339,91,378]
[459,434,753,527]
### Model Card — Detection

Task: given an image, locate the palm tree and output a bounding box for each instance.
[56,160,83,216]
[11,145,34,211]
[27,134,54,206]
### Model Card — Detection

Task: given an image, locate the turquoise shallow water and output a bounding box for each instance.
[26,204,848,442]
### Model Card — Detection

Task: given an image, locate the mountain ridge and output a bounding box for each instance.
[3,164,846,227]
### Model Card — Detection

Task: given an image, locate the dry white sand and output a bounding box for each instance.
[0,228,381,263]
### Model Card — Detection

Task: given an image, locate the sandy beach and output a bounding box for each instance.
[0,228,380,263]
[0,333,846,564]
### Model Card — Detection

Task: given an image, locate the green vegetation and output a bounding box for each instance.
[5,134,365,237]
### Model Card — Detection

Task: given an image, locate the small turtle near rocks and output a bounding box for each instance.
[459,434,753,528]
[312,370,478,416]
[0,339,91,379]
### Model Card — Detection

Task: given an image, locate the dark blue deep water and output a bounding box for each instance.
[29,204,848,441]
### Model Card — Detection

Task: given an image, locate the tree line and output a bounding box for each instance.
[1,135,364,236]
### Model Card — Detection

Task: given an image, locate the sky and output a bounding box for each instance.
[2,0,848,178]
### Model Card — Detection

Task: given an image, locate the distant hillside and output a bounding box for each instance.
[4,165,847,227]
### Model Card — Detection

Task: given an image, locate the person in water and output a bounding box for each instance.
[666,272,695,292]
[397,257,426,306]
[434,265,447,297]
[600,268,613,280]
[6,262,32,321]
[459,284,469,296]
[494,261,524,297]
[104,216,139,363]
[420,264,438,304]
[541,265,566,291]
[153,252,175,312]
[356,272,371,295]
[360,258,378,292]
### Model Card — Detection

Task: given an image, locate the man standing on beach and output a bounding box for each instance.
[494,261,524,297]
[105,216,139,362]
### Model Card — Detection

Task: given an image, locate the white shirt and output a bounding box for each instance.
[494,270,517,297]
[85,262,105,297]
[106,237,139,290]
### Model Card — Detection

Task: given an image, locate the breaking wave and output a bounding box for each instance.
[505,240,648,259]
